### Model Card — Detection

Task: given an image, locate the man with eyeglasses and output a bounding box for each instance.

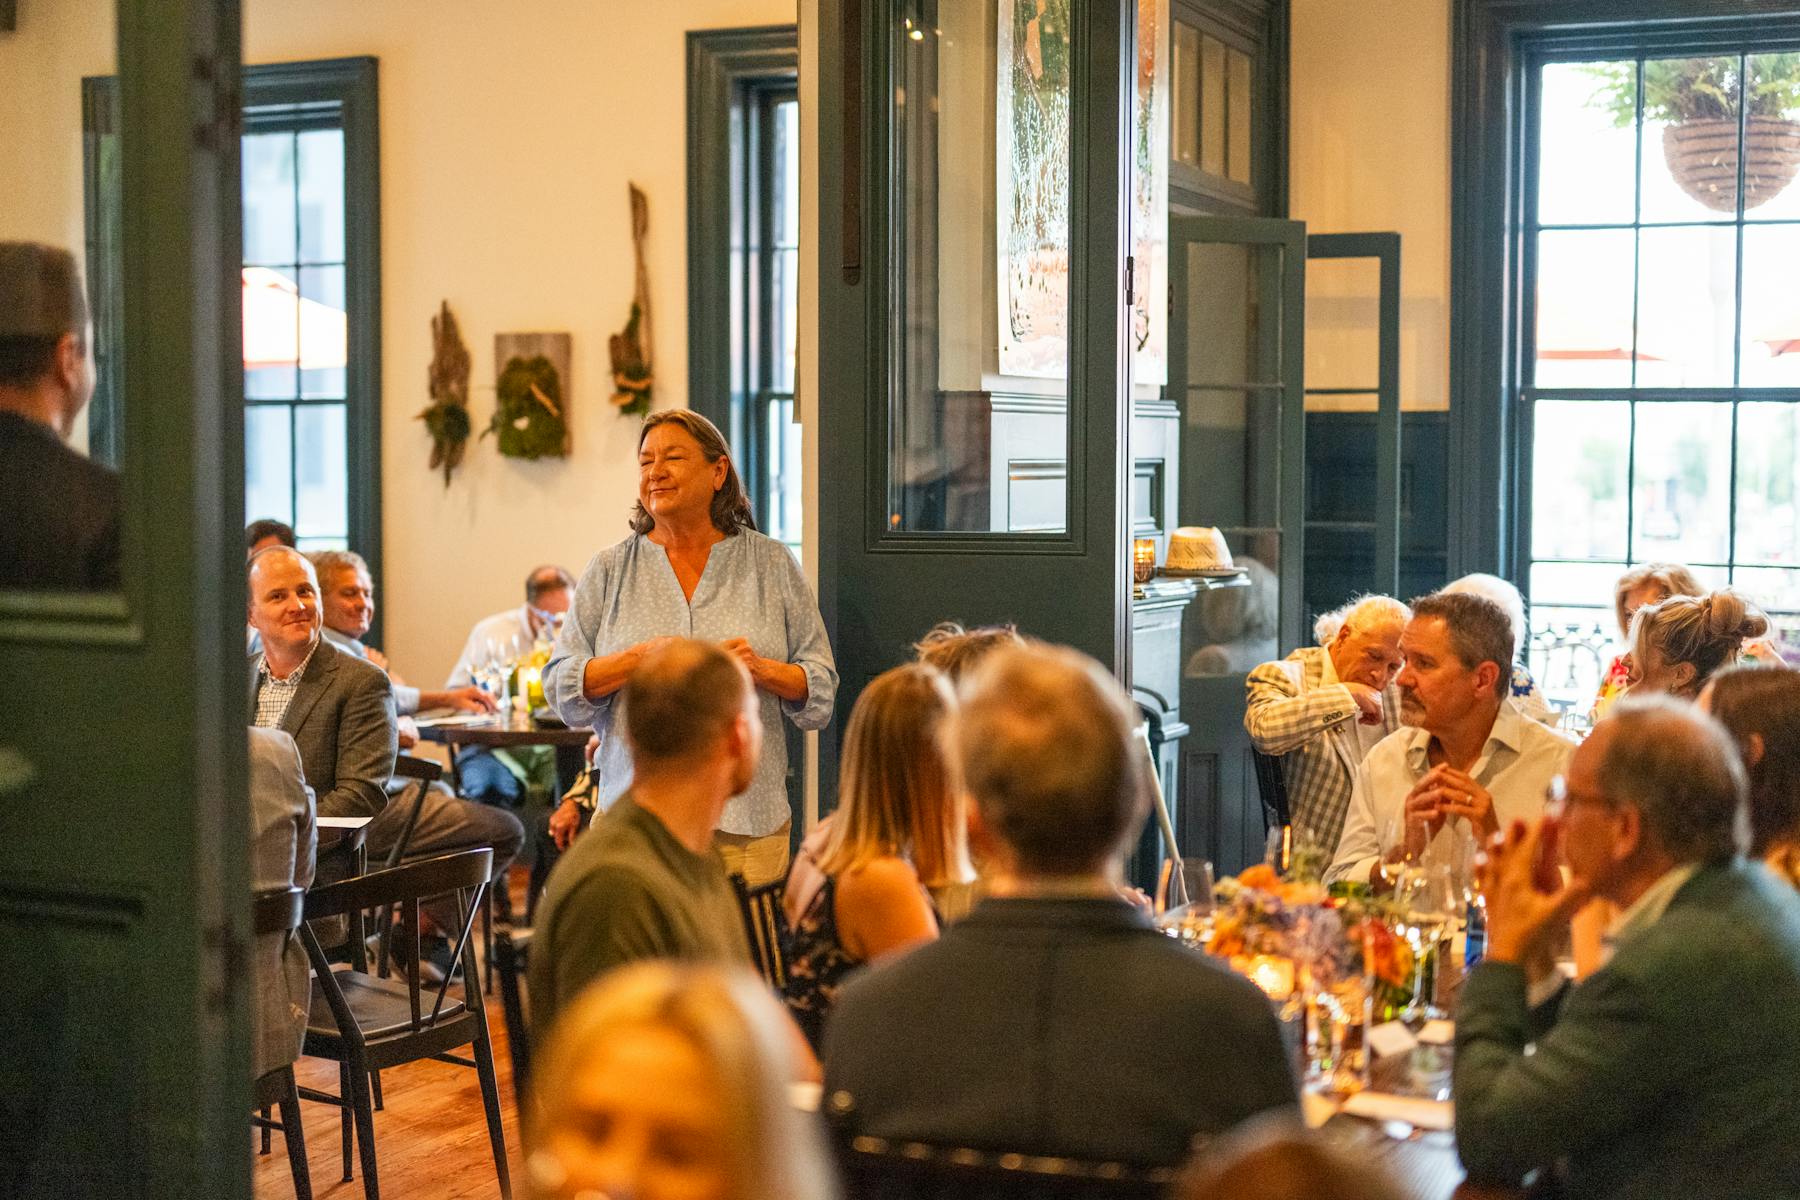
[1454,697,1800,1197]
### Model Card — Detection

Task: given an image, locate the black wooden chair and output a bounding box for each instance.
[253,886,313,1200]
[298,848,511,1200]
[834,1131,1176,1200]
[728,872,789,991]
[1250,748,1292,834]
[490,925,532,1115]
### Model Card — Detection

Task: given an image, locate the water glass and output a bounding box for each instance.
[1155,857,1216,917]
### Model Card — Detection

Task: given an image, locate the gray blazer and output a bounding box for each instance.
[249,637,397,819]
[248,727,316,1081]
[1455,861,1800,1198]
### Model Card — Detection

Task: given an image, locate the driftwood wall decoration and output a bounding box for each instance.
[608,183,655,416]
[419,300,472,486]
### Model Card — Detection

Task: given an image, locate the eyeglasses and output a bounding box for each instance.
[1544,774,1613,820]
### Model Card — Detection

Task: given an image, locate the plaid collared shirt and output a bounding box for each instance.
[1244,645,1400,857]
[254,639,319,729]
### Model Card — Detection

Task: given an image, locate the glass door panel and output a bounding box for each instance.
[1167,214,1305,873]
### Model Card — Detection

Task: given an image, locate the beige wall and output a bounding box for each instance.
[1289,0,1450,412]
[1,0,796,685]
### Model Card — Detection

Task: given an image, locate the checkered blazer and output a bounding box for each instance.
[1243,645,1400,858]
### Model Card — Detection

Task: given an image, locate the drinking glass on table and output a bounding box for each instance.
[1394,859,1457,1022]
[1155,857,1216,919]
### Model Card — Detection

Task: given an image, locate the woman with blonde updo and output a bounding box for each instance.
[527,962,834,1200]
[1624,588,1770,700]
[1591,563,1705,717]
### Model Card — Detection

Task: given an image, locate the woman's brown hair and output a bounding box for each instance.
[628,409,756,536]
[1705,664,1800,856]
[820,663,972,891]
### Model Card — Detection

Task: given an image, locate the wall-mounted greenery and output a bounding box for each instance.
[487,354,569,460]
[419,300,471,485]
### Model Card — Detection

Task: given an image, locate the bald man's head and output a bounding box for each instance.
[623,639,759,772]
[248,546,321,661]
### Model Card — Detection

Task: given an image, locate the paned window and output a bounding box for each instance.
[1525,50,1800,705]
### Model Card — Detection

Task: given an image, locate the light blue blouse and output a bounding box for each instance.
[543,529,837,836]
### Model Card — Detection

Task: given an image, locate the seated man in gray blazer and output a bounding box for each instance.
[248,725,316,1082]
[247,546,396,820]
[1455,697,1800,1197]
[823,644,1296,1168]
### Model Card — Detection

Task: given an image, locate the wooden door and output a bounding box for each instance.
[0,3,248,1195]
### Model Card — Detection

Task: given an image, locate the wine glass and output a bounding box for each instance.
[1394,860,1458,1023]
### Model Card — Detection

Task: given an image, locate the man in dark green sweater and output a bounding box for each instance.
[529,639,755,1035]
[1455,695,1800,1198]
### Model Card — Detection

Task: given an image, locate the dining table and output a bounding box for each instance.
[413,709,592,791]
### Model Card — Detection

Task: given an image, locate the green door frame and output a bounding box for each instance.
[0,2,249,1196]
[814,0,1138,804]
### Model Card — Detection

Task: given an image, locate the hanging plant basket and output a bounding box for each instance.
[1663,116,1800,213]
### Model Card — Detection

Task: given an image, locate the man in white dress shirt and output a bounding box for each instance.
[1328,591,1576,886]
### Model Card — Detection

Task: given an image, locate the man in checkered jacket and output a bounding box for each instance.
[1245,595,1409,858]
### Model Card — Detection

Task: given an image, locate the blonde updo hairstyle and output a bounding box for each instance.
[1613,562,1704,639]
[1629,588,1770,699]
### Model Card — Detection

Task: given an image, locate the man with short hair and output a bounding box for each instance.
[311,549,495,718]
[1246,594,1410,856]
[529,639,754,1032]
[1327,591,1575,885]
[824,644,1296,1167]
[1454,698,1800,1196]
[309,548,523,936]
[452,565,577,813]
[246,518,296,558]
[247,546,396,819]
[0,241,118,590]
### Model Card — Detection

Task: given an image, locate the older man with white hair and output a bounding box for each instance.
[1245,594,1410,856]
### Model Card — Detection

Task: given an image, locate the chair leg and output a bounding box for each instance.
[473,1027,513,1200]
[338,1060,354,1184]
[346,1054,382,1200]
[481,892,494,992]
[371,1068,384,1111]
[277,1067,314,1200]
[260,1105,272,1154]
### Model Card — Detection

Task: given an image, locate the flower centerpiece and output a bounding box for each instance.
[1172,848,1420,1090]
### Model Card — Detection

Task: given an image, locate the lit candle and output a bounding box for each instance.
[517,665,542,711]
[1132,537,1156,584]
[1247,955,1296,1002]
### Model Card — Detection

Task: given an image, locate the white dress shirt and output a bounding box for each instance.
[1326,699,1576,884]
[445,605,539,689]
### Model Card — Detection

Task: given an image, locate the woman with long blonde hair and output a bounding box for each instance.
[782,663,973,1049]
[526,962,835,1200]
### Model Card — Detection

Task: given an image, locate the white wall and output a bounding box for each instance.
[244,0,797,685]
[1,0,797,684]
[1289,0,1451,412]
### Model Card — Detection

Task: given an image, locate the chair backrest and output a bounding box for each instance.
[253,885,305,936]
[1250,748,1291,832]
[492,926,532,1105]
[392,753,444,784]
[728,872,790,991]
[301,848,494,1036]
[835,1133,1175,1200]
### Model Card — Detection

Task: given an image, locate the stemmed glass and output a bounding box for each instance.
[1394,859,1458,1023]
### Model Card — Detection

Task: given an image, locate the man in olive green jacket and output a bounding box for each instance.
[1454,698,1800,1198]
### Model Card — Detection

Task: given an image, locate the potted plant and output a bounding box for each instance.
[1585,54,1800,213]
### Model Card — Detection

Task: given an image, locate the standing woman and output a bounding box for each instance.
[544,411,837,885]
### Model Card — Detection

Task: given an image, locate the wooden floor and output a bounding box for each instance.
[255,870,530,1200]
[253,995,524,1200]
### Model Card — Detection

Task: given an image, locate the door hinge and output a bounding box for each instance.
[1124,254,1136,307]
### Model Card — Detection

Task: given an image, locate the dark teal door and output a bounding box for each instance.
[1167,214,1307,873]
[815,0,1138,789]
[0,3,249,1195]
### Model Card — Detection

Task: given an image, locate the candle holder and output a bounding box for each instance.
[1132,537,1156,584]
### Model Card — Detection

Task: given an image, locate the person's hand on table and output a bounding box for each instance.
[549,798,583,851]
[1478,817,1592,967]
[1344,681,1385,725]
[397,715,419,750]
[444,685,498,714]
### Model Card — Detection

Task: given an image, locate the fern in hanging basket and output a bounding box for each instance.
[1583,55,1800,213]
[485,354,569,459]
